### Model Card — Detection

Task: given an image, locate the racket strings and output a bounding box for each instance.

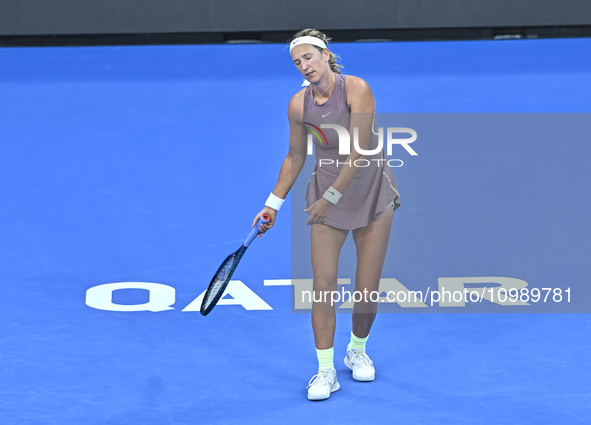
[201,246,247,315]
[203,255,236,309]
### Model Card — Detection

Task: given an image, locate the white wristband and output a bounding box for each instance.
[322,186,342,205]
[265,192,285,211]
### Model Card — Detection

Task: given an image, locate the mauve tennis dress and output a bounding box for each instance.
[304,73,401,230]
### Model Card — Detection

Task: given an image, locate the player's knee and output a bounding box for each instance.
[312,278,337,292]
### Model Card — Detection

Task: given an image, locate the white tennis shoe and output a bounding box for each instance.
[307,369,340,401]
[344,348,375,381]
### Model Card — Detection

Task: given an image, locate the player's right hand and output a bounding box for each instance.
[252,207,277,237]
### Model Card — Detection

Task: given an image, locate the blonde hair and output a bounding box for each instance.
[289,28,343,74]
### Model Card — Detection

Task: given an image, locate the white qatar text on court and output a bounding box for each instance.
[84,277,572,313]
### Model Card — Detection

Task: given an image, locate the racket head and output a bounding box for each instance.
[200,245,247,316]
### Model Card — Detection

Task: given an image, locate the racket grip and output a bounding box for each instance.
[244,213,271,247]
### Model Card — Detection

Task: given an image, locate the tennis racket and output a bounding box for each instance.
[200,213,271,316]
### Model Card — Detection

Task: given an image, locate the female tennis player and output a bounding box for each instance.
[252,28,401,401]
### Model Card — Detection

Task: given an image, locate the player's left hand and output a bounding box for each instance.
[304,198,333,225]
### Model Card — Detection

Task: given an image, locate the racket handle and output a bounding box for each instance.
[244,213,271,247]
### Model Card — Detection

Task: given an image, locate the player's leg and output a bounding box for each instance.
[311,222,348,349]
[307,222,348,400]
[345,205,394,381]
[351,205,394,336]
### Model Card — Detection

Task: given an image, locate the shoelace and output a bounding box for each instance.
[307,371,331,389]
[351,351,374,368]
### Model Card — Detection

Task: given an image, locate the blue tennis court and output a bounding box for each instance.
[1,37,590,424]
